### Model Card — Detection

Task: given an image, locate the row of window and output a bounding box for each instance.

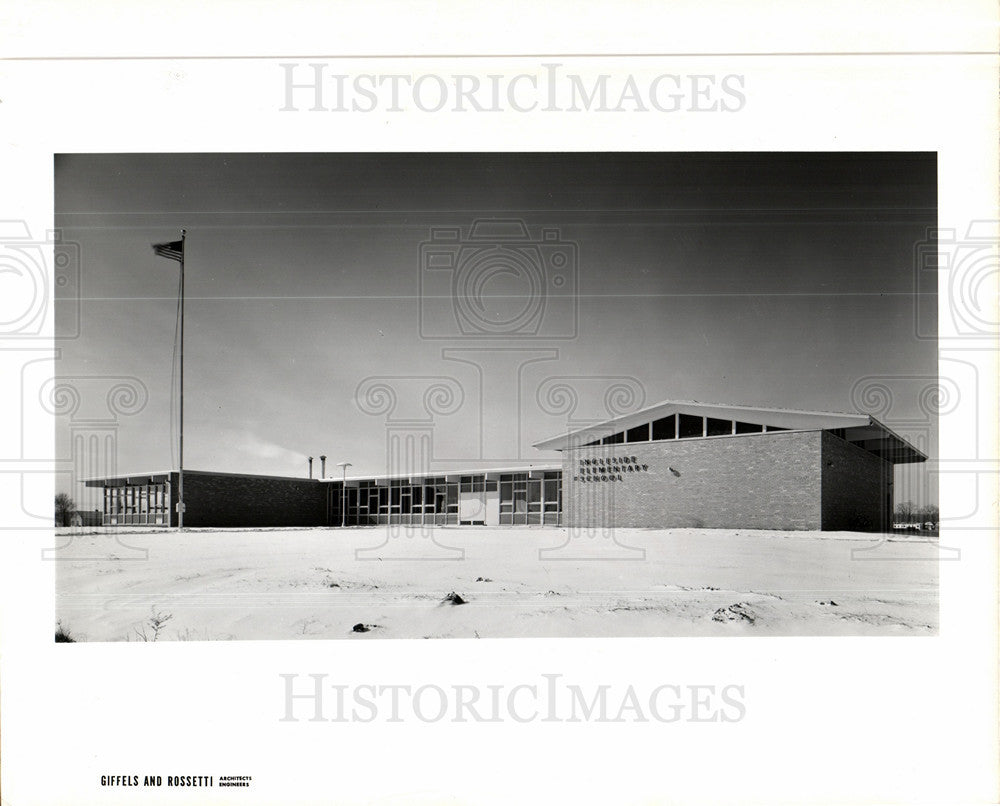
[583,414,787,447]
[99,472,565,528]
[102,483,170,526]
[335,472,562,526]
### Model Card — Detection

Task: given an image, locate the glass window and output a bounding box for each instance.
[706,417,732,436]
[652,415,676,440]
[513,488,527,513]
[678,414,703,438]
[734,421,764,434]
[626,423,650,443]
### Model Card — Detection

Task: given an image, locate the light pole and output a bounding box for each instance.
[336,462,352,528]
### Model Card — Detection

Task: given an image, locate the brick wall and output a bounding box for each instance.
[562,430,823,530]
[170,471,328,528]
[820,431,892,532]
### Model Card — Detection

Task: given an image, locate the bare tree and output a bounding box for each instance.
[54,493,76,527]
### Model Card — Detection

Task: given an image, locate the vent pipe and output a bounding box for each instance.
[320,455,327,478]
[308,456,313,479]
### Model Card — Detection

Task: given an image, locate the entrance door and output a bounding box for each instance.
[484,487,500,526]
[458,491,486,525]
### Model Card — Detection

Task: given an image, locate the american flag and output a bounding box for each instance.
[152,239,183,262]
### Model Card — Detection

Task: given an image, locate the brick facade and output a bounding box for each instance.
[562,430,892,531]
[169,470,328,528]
[562,431,825,530]
[93,430,894,531]
[820,430,892,531]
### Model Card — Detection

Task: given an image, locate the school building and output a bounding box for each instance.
[84,400,926,531]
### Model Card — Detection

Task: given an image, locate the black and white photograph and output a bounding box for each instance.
[51,151,942,641]
[0,2,997,805]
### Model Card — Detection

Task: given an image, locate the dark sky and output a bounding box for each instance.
[54,152,937,504]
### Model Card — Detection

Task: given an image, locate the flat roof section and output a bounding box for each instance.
[83,464,563,487]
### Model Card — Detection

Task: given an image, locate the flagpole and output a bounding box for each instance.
[178,228,186,529]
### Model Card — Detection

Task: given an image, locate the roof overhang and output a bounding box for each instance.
[532,400,870,451]
[84,472,173,487]
[532,400,927,464]
[326,464,563,486]
[841,418,928,464]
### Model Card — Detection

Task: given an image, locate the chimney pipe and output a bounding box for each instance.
[320,455,327,478]
[308,456,313,479]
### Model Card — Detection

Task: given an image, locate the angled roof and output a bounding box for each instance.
[532,399,927,464]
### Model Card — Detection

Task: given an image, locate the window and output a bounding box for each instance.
[734,421,763,434]
[678,414,703,438]
[706,417,732,437]
[652,415,676,441]
[460,475,485,493]
[626,423,650,443]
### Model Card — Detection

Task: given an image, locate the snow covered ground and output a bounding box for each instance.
[54,526,939,640]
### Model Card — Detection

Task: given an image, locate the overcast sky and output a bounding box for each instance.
[54,152,937,505]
